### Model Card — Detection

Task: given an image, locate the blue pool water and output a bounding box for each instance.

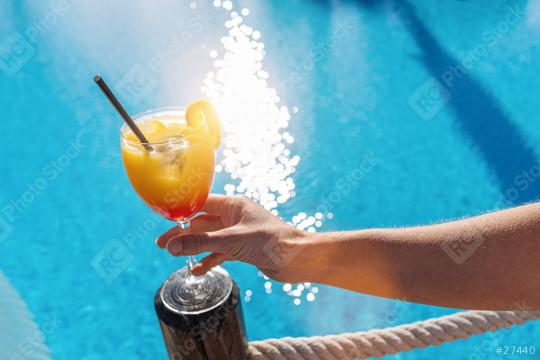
[1,0,540,359]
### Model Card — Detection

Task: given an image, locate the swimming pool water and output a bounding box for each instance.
[1,0,540,359]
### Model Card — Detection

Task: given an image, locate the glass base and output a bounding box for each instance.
[160,266,232,315]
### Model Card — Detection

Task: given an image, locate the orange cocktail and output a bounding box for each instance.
[121,109,213,221]
[120,102,221,222]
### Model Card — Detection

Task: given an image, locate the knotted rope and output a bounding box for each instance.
[248,310,540,359]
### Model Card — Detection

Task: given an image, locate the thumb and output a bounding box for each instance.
[190,253,229,276]
[165,229,234,256]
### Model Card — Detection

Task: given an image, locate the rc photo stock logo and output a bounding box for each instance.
[116,63,159,105]
[91,239,134,282]
[0,0,82,76]
[262,239,303,271]
[0,33,36,76]
[440,222,486,265]
[408,77,451,120]
[114,7,217,105]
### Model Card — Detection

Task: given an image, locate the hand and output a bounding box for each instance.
[157,195,313,282]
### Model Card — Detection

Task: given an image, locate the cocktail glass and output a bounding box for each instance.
[121,106,230,312]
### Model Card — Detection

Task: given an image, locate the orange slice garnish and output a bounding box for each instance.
[185,99,221,149]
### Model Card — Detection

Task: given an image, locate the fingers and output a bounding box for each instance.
[191,253,228,276]
[156,214,225,248]
[202,194,250,215]
[202,194,231,214]
[165,229,234,256]
[156,226,181,248]
[191,213,224,232]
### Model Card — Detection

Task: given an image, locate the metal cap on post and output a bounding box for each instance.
[154,267,248,360]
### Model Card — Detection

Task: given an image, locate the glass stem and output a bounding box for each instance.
[178,220,196,273]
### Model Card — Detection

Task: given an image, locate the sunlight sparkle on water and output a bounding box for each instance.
[202,1,323,303]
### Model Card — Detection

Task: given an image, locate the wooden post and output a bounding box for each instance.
[155,276,248,359]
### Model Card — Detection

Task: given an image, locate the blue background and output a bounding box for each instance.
[1,0,539,359]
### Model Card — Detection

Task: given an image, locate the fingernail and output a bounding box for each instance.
[167,241,182,255]
[155,237,165,248]
[191,264,205,276]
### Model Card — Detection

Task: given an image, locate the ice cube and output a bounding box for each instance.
[137,119,166,140]
[160,143,186,179]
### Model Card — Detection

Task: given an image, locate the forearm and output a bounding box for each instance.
[159,196,540,309]
[303,203,540,310]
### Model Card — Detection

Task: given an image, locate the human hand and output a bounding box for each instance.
[156,195,313,282]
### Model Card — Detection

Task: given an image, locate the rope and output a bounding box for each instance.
[248,310,540,359]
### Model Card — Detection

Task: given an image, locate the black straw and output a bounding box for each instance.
[94,74,152,150]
